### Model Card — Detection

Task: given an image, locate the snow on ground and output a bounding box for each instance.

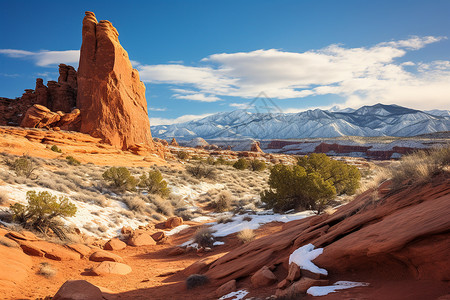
[0,184,148,238]
[289,243,327,275]
[218,289,249,300]
[180,210,314,247]
[209,211,314,238]
[307,281,369,296]
[165,224,190,236]
[169,181,225,209]
[190,216,214,222]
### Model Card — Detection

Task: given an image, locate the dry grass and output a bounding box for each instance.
[193,227,215,248]
[37,262,57,278]
[237,228,255,243]
[356,166,390,194]
[211,190,233,212]
[390,146,450,189]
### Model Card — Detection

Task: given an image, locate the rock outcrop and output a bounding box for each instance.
[0,64,77,127]
[203,173,450,294]
[77,11,153,150]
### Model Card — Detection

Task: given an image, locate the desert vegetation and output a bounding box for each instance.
[261,153,360,213]
[9,190,77,239]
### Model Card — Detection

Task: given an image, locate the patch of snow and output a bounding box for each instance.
[0,184,148,239]
[209,211,314,238]
[307,281,369,296]
[213,241,225,246]
[165,224,190,236]
[191,216,214,223]
[218,289,249,300]
[289,243,327,275]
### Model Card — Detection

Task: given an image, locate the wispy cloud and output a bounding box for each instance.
[137,36,450,110]
[148,106,167,112]
[173,92,221,102]
[229,102,249,109]
[0,49,79,67]
[0,72,20,78]
[150,113,214,126]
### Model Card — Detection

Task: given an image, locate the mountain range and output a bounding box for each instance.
[151,104,450,140]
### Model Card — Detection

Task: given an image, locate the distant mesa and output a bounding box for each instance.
[0,11,156,153]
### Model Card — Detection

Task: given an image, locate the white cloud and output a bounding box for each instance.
[229,103,249,109]
[150,113,214,126]
[173,92,221,102]
[148,107,167,112]
[0,49,79,67]
[137,35,450,110]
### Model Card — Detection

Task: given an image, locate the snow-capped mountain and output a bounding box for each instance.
[151,104,450,140]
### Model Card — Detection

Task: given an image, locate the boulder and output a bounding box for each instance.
[89,250,123,262]
[215,280,237,298]
[251,266,277,288]
[127,233,156,247]
[275,278,329,297]
[121,226,133,235]
[170,138,179,146]
[53,280,104,300]
[20,104,61,128]
[164,216,183,229]
[104,238,126,251]
[77,11,155,151]
[151,231,166,242]
[91,261,132,276]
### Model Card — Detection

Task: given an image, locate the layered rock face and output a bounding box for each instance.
[203,174,450,291]
[77,11,153,150]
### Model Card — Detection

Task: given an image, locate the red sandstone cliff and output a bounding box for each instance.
[77,11,153,150]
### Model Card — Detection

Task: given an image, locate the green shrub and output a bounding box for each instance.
[261,154,360,214]
[297,153,361,195]
[8,156,37,178]
[65,156,81,166]
[10,190,77,238]
[233,158,250,170]
[51,145,62,153]
[177,151,189,160]
[138,170,170,198]
[250,159,266,171]
[215,157,232,165]
[102,167,137,191]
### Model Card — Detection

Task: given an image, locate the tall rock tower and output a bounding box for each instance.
[77,11,153,150]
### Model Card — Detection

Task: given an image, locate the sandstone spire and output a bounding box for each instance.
[77,11,153,150]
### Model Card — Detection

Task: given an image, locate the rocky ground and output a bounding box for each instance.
[0,127,448,300]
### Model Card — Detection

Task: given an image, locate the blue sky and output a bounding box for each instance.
[1,0,449,125]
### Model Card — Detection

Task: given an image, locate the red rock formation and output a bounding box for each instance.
[171,138,179,146]
[20,104,80,130]
[0,64,77,126]
[250,141,263,152]
[203,174,450,291]
[77,11,153,151]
